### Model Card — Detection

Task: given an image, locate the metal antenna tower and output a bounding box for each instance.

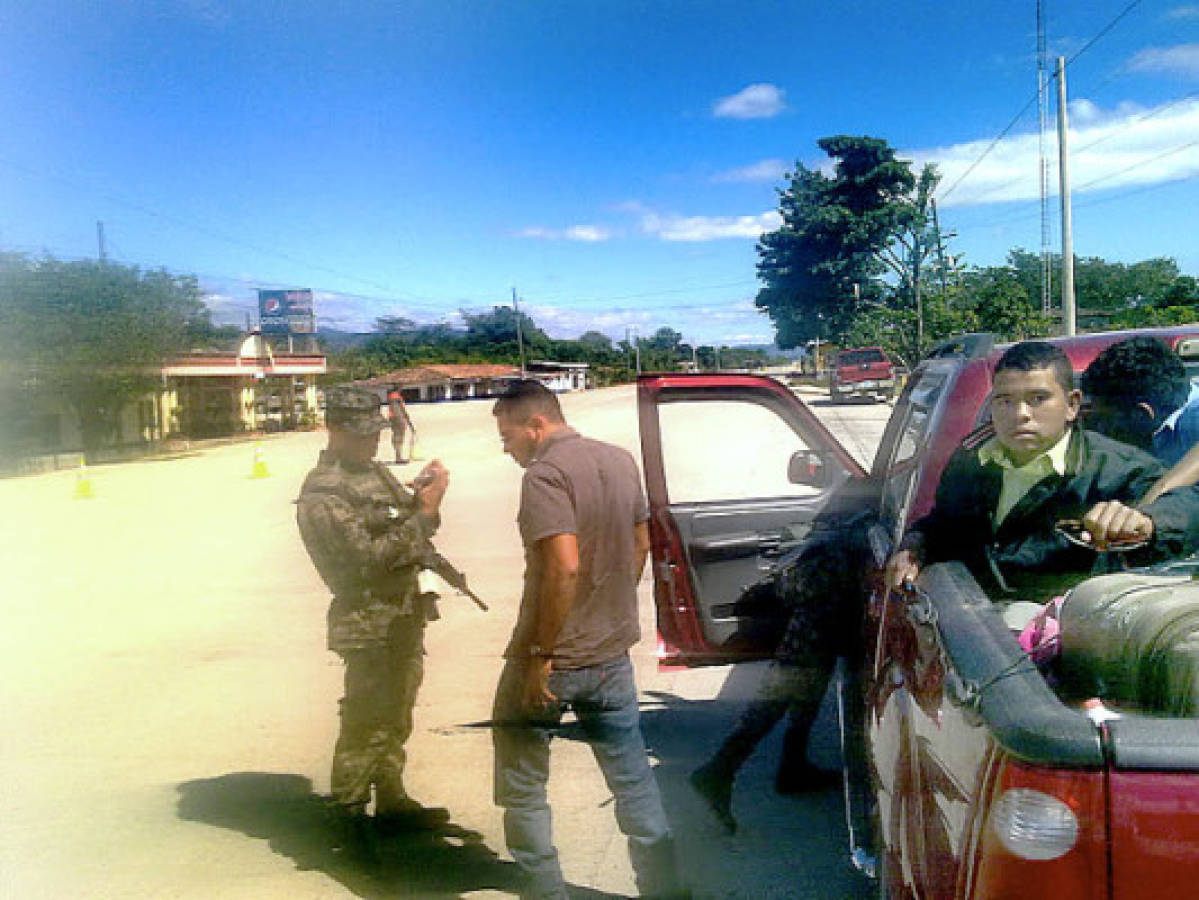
[1037,0,1053,313]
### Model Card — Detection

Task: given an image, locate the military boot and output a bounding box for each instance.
[326,802,379,864]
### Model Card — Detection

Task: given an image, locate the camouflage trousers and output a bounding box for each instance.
[331,618,425,811]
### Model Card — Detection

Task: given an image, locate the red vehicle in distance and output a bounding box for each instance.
[830,346,898,403]
[637,326,1199,899]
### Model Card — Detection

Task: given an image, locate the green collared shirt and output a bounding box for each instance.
[979,430,1072,526]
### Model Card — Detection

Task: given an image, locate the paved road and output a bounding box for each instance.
[0,382,892,899]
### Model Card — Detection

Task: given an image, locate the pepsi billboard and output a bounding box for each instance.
[258,288,314,334]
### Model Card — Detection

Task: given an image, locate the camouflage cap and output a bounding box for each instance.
[324,385,387,435]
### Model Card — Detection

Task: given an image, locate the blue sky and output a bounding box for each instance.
[2,1,1197,346]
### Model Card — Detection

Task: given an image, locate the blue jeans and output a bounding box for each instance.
[492,654,680,899]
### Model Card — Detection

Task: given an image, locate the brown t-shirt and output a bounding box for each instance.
[504,427,649,668]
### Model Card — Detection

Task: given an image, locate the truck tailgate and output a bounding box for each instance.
[1109,769,1199,894]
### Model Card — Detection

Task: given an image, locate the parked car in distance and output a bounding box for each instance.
[830,346,897,403]
[637,325,1199,899]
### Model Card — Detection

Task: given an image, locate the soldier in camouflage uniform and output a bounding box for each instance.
[296,385,450,845]
[690,523,871,834]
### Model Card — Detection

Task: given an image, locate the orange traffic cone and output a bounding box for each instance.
[73,456,95,500]
[250,442,270,479]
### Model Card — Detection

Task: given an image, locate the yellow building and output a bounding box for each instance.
[158,332,326,438]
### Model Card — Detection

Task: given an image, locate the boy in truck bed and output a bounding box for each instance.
[885,340,1199,602]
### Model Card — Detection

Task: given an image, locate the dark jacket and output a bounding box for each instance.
[905,428,1199,604]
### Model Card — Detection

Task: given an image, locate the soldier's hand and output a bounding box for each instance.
[414,460,449,517]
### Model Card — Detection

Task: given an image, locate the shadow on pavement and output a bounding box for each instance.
[176,772,626,899]
[634,663,874,899]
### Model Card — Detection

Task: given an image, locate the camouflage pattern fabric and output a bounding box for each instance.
[296,449,438,649]
[296,448,438,808]
[769,530,869,669]
[331,618,425,809]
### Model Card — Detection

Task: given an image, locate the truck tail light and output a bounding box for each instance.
[968,760,1108,900]
[990,788,1079,860]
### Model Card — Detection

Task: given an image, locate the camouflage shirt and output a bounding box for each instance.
[296,449,439,649]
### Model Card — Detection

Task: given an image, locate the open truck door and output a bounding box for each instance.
[637,373,867,665]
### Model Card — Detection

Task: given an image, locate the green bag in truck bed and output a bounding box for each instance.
[1059,570,1199,716]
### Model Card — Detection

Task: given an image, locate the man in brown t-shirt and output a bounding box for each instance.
[491,380,685,900]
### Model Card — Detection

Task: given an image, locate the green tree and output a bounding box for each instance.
[960,265,1053,339]
[374,315,418,334]
[755,135,917,348]
[462,306,551,358]
[577,330,615,353]
[0,254,211,455]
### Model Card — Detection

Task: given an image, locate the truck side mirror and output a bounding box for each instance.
[788,449,827,488]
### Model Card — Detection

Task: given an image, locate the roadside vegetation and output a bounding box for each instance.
[755,134,1199,368]
[3,135,1196,459]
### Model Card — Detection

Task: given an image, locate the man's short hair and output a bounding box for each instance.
[1080,336,1189,422]
[994,341,1074,396]
[492,379,565,423]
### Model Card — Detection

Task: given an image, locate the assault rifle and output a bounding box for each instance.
[421,549,489,612]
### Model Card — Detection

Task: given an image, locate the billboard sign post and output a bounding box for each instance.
[258,289,315,334]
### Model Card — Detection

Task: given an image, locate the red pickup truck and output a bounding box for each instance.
[637,326,1199,899]
[830,346,897,403]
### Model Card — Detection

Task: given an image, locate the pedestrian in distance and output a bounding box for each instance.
[490,379,687,900]
[296,384,450,859]
[387,386,413,465]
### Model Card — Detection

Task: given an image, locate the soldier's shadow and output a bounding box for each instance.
[177,772,624,899]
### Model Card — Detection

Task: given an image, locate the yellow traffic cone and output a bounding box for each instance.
[73,456,95,500]
[250,442,270,479]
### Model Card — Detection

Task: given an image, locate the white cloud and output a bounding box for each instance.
[515,224,613,242]
[1127,44,1199,78]
[520,298,771,346]
[564,225,612,242]
[915,98,1199,207]
[711,158,789,183]
[641,210,782,241]
[713,83,787,120]
[1166,6,1199,20]
[514,226,555,240]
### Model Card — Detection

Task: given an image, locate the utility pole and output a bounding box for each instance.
[96,221,107,262]
[931,197,950,299]
[512,287,527,376]
[1056,56,1077,336]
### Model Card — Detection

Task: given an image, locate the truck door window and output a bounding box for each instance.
[658,399,818,503]
[881,372,947,532]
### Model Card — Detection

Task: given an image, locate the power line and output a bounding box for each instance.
[0,154,401,295]
[1074,139,1199,191]
[938,94,1040,203]
[1064,0,1145,67]
[1073,92,1199,155]
[939,0,1148,204]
